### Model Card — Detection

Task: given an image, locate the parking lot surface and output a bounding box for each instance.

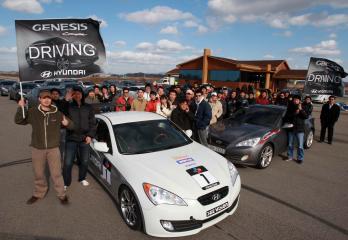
[0,97,347,240]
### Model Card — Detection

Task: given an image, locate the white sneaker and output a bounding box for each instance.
[64,186,67,191]
[80,180,89,186]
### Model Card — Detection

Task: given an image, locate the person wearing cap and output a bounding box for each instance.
[15,90,73,205]
[115,87,133,111]
[209,92,223,125]
[319,95,340,144]
[185,89,195,107]
[145,91,160,113]
[283,95,308,164]
[63,86,97,188]
[131,88,147,111]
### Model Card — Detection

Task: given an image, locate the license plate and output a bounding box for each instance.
[208,144,226,154]
[206,202,229,217]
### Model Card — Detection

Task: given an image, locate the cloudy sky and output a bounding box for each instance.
[0,0,347,74]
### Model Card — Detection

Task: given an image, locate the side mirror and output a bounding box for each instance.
[93,140,109,153]
[185,129,193,138]
[282,123,294,129]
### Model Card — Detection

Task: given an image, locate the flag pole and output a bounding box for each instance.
[19,81,25,118]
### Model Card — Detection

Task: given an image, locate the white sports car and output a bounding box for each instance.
[88,111,241,237]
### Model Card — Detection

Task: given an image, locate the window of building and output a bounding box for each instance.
[209,70,241,82]
[180,70,202,80]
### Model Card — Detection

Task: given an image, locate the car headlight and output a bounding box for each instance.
[143,183,187,206]
[236,137,260,147]
[228,161,239,186]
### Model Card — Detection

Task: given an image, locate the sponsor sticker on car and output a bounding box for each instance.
[174,155,197,168]
[186,166,219,190]
[206,202,229,217]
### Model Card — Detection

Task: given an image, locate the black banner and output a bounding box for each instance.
[15,18,106,82]
[304,57,347,97]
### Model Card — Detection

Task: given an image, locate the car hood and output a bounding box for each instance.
[209,119,271,145]
[119,142,232,199]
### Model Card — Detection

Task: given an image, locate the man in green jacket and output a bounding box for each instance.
[15,90,73,205]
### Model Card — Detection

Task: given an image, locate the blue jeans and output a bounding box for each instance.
[63,141,90,186]
[288,132,304,161]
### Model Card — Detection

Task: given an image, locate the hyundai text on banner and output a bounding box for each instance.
[304,57,347,97]
[15,18,106,82]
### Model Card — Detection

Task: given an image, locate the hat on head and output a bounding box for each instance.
[73,86,84,94]
[186,89,194,95]
[39,90,51,98]
[211,92,217,96]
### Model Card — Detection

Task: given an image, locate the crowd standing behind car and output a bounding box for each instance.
[4,78,323,147]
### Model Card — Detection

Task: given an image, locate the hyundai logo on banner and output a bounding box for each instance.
[15,18,106,82]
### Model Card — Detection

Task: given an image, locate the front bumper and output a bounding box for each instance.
[225,146,262,166]
[142,176,241,237]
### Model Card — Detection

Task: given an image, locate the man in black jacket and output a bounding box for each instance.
[191,89,212,146]
[171,99,194,131]
[283,96,308,164]
[63,86,97,189]
[319,96,340,144]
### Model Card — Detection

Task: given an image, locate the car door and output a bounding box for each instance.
[90,117,122,197]
[271,114,288,154]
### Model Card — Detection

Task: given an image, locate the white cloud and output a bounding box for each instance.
[329,33,337,39]
[184,20,199,28]
[264,54,275,59]
[0,26,7,35]
[207,0,348,29]
[0,46,17,53]
[88,15,108,28]
[136,39,190,53]
[160,26,178,35]
[2,0,44,14]
[136,42,154,51]
[289,39,341,56]
[197,25,209,33]
[114,41,126,48]
[120,6,194,24]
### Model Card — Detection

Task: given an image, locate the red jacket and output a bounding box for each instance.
[256,97,270,105]
[145,99,159,113]
[115,96,133,111]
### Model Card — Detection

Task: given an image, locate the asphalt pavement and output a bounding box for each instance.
[0,97,347,240]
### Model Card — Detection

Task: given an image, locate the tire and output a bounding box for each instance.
[257,143,274,169]
[304,130,314,149]
[118,186,143,231]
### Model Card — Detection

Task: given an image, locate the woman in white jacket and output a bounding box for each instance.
[156,95,172,118]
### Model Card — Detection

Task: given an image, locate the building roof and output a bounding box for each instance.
[273,70,308,80]
[175,55,289,72]
[166,68,180,75]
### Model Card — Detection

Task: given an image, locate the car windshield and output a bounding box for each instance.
[113,120,192,154]
[1,82,15,86]
[230,107,283,128]
[46,81,61,86]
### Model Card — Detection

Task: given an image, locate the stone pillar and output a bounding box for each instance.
[202,48,211,84]
[265,64,271,89]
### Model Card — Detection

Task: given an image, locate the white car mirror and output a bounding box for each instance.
[185,129,193,138]
[282,123,294,128]
[93,141,109,153]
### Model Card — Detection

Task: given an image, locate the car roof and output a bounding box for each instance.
[250,104,287,111]
[97,111,166,125]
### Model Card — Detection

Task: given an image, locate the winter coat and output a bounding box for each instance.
[209,101,223,125]
[283,103,308,133]
[320,103,340,125]
[15,104,73,149]
[115,96,133,111]
[131,98,147,111]
[171,108,194,131]
[145,99,160,113]
[192,100,212,130]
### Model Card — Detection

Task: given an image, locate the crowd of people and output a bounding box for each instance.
[14,81,341,205]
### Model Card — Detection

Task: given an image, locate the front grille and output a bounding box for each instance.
[164,195,240,232]
[197,186,229,206]
[208,136,229,148]
[226,154,243,162]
